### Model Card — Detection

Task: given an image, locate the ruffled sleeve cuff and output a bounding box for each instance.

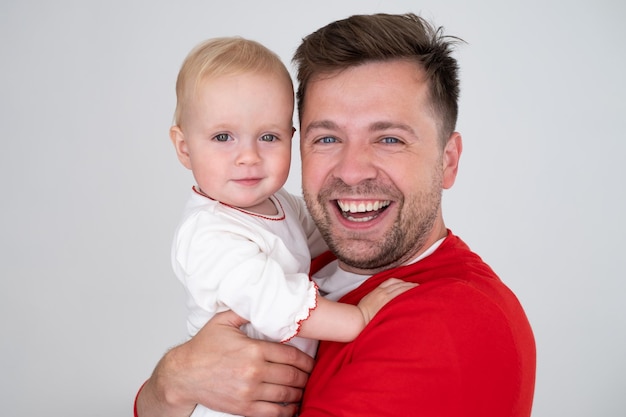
[281,281,319,343]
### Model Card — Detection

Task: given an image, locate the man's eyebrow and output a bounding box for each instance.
[369,121,416,135]
[303,120,417,136]
[303,120,338,136]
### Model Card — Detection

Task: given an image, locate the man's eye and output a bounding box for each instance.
[214,133,231,142]
[381,137,400,144]
[318,136,337,144]
[260,134,277,142]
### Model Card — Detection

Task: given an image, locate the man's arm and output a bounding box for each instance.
[136,310,314,417]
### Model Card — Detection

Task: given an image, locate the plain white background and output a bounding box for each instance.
[1,0,624,415]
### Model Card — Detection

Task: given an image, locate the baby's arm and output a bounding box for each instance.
[296,278,417,342]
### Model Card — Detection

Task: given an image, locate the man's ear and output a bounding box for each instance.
[442,132,462,189]
[170,125,192,170]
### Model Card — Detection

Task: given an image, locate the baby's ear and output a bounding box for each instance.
[170,126,192,170]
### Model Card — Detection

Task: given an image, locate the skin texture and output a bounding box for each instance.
[136,311,314,417]
[168,67,416,357]
[170,71,294,215]
[137,70,312,417]
[136,59,462,417]
[300,59,462,274]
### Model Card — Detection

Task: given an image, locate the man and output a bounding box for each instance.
[136,13,536,417]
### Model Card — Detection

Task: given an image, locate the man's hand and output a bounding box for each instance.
[136,310,314,417]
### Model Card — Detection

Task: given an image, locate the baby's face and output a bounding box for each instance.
[173,71,294,213]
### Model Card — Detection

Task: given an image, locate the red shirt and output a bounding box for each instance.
[301,231,536,416]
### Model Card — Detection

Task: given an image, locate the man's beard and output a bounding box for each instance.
[303,176,442,272]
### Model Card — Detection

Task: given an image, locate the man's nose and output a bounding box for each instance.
[332,143,377,186]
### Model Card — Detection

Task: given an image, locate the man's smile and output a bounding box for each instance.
[336,199,391,222]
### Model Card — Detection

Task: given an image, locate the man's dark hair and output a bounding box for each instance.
[293,13,462,142]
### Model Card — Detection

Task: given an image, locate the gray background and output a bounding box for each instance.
[1,0,624,415]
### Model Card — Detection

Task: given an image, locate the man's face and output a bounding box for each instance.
[300,60,462,273]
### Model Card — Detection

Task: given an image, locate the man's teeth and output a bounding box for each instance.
[337,200,391,213]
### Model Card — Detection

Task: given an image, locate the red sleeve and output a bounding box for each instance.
[133,380,147,417]
[300,279,534,417]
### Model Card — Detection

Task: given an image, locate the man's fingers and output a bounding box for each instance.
[261,359,311,391]
[257,380,304,405]
[242,361,309,417]
[245,400,300,417]
[210,309,250,328]
[263,342,315,375]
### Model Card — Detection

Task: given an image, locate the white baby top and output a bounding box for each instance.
[172,187,327,356]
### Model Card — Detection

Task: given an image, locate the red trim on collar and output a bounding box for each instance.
[192,186,285,221]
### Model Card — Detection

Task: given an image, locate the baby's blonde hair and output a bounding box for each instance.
[173,37,293,126]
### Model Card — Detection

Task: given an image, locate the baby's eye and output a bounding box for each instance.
[214,133,231,142]
[260,134,277,142]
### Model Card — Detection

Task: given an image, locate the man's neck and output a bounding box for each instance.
[317,236,446,302]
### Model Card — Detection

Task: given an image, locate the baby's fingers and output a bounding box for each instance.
[378,278,418,295]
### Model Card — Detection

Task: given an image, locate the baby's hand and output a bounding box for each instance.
[357,278,418,324]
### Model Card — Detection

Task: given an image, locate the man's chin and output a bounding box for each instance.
[332,243,397,272]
